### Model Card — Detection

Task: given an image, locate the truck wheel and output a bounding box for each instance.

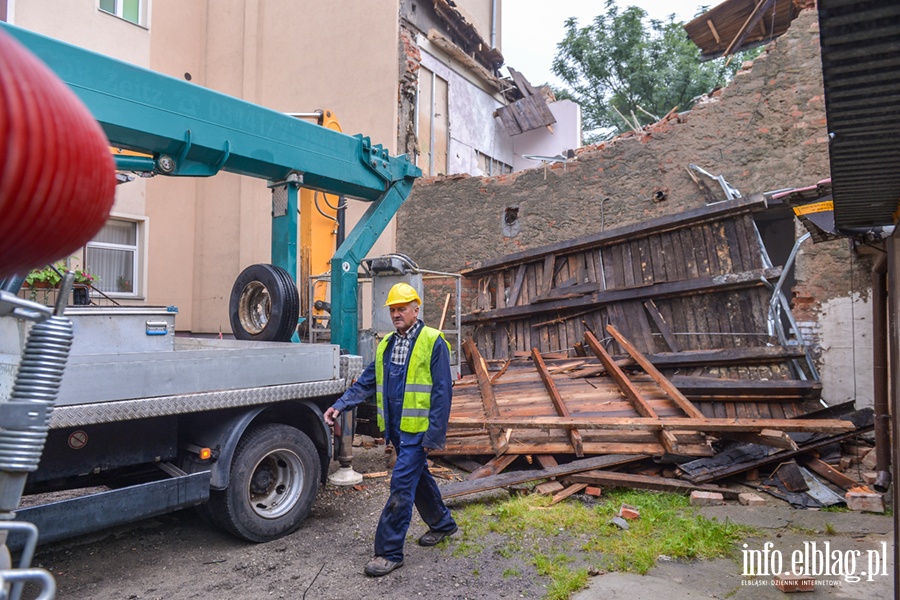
[209,424,320,542]
[229,263,299,342]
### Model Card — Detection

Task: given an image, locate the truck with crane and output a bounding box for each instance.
[0,21,435,553]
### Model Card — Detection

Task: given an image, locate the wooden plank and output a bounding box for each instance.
[463,267,782,325]
[550,483,589,505]
[566,470,738,499]
[716,430,799,450]
[584,331,658,419]
[799,456,858,491]
[583,330,677,453]
[461,196,768,277]
[606,325,705,419]
[542,254,556,294]
[643,299,682,352]
[536,455,558,469]
[532,349,584,457]
[466,454,518,481]
[460,339,509,456]
[439,454,643,499]
[507,264,527,307]
[447,416,856,434]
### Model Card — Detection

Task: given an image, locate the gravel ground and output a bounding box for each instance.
[23,446,546,600]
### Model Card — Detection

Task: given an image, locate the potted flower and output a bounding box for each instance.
[24,264,63,289]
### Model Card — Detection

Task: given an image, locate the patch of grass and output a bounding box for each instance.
[534,553,588,600]
[583,490,755,574]
[821,505,850,513]
[452,488,758,598]
[502,567,521,578]
[824,522,837,535]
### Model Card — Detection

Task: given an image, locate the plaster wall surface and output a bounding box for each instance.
[398,10,872,403]
[144,0,401,333]
[11,0,151,66]
[420,48,514,175]
[511,100,582,171]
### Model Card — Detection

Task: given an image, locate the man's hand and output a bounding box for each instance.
[323,406,340,426]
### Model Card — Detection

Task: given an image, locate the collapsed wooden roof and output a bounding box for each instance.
[432,196,856,497]
[683,0,805,61]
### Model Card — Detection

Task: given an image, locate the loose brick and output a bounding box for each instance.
[618,504,640,520]
[861,448,878,470]
[738,493,766,507]
[690,491,724,506]
[846,491,884,513]
[584,486,602,497]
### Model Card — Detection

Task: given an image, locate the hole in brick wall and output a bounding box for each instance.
[502,206,520,237]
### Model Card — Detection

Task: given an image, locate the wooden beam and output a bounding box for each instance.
[643,300,682,352]
[463,267,782,325]
[460,339,509,456]
[461,195,766,277]
[724,0,775,58]
[716,429,799,451]
[532,349,584,457]
[606,325,705,419]
[466,454,518,481]
[435,441,665,455]
[706,18,721,44]
[583,330,674,454]
[799,456,857,491]
[446,416,856,434]
[584,331,658,419]
[566,470,739,499]
[439,454,643,499]
[550,483,588,505]
[507,264,526,307]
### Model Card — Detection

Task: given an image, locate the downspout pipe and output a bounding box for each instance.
[872,253,891,492]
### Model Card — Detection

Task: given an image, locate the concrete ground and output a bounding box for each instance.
[572,505,894,599]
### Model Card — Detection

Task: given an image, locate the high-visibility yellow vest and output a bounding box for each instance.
[375,326,448,433]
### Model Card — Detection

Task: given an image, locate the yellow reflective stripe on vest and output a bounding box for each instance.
[374,326,446,434]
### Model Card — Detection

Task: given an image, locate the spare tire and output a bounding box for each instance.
[229,264,299,342]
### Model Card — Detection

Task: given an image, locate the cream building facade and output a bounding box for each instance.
[5,0,578,334]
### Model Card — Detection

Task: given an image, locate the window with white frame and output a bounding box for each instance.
[99,0,144,26]
[85,219,141,296]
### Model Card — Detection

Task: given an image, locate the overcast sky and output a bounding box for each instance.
[501,0,712,88]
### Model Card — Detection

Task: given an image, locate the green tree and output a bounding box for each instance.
[552,1,749,141]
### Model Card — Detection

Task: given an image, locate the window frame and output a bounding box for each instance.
[84,214,147,299]
[98,0,146,27]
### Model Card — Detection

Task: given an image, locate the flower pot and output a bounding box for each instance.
[72,285,91,305]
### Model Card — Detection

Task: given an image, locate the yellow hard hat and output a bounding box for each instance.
[385,282,421,306]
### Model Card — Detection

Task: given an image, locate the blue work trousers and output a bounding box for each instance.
[374,382,456,562]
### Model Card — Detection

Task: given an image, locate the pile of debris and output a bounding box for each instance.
[430,196,880,511]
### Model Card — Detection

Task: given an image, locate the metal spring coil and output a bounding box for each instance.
[1,315,73,471]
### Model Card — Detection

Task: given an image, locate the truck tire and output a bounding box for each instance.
[229,263,299,342]
[208,423,319,542]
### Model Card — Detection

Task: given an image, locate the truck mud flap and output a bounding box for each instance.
[8,471,211,551]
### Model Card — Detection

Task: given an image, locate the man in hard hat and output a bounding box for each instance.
[324,282,457,577]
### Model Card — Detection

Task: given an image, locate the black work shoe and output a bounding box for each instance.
[417,524,458,546]
[364,556,404,577]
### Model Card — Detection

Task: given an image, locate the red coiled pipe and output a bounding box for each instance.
[0,28,116,279]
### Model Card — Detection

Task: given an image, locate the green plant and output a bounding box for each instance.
[25,259,96,287]
[24,264,63,287]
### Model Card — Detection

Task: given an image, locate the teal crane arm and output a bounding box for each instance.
[2,23,421,353]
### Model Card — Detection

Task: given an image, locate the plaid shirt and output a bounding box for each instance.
[390,319,422,366]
